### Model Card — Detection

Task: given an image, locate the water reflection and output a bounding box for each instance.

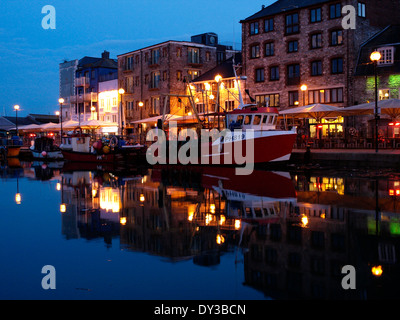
[2,158,400,299]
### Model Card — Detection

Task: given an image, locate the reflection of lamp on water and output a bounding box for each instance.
[371,265,383,277]
[210,204,215,214]
[60,203,66,213]
[15,177,21,205]
[120,217,127,225]
[216,233,225,245]
[301,214,309,227]
[140,193,145,203]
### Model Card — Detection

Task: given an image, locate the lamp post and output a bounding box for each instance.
[215,74,222,130]
[300,84,307,106]
[118,88,125,136]
[13,105,20,136]
[370,50,381,153]
[138,101,144,143]
[58,98,64,139]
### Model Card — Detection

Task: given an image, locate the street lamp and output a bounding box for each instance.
[118,88,125,136]
[370,50,381,153]
[138,101,144,143]
[13,105,20,136]
[215,74,222,130]
[58,98,64,139]
[300,84,307,106]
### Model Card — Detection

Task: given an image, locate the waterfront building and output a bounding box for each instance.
[188,53,244,127]
[59,59,78,121]
[117,33,239,135]
[97,77,120,135]
[70,51,118,124]
[240,0,400,138]
[354,24,400,139]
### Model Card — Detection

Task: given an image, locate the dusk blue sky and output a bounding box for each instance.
[0,0,273,117]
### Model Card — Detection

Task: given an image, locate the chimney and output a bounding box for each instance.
[102,50,110,59]
[262,5,265,9]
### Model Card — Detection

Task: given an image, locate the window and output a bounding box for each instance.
[151,97,160,114]
[287,64,300,85]
[270,66,279,81]
[250,22,259,35]
[330,88,343,102]
[358,2,366,17]
[265,42,274,56]
[256,94,280,107]
[188,47,200,64]
[311,60,322,76]
[225,100,235,111]
[244,115,252,125]
[250,44,260,58]
[206,51,210,61]
[379,89,390,100]
[310,7,322,22]
[289,91,299,106]
[176,47,182,57]
[150,71,160,89]
[285,13,299,34]
[308,88,343,103]
[150,49,160,65]
[331,30,343,46]
[331,57,343,74]
[177,70,182,81]
[311,33,322,49]
[377,47,394,65]
[253,115,262,125]
[288,40,298,53]
[187,70,200,81]
[264,18,274,32]
[255,68,264,82]
[329,3,341,19]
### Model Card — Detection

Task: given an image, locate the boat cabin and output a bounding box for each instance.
[226,106,279,131]
[61,130,91,153]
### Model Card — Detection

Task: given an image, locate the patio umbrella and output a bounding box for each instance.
[130,114,181,124]
[61,120,79,129]
[279,103,344,121]
[342,99,400,119]
[80,119,118,128]
[18,124,42,132]
[38,122,58,131]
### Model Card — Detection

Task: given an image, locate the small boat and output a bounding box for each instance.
[0,132,22,159]
[30,136,63,160]
[61,127,146,163]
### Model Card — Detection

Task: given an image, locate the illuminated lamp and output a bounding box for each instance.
[389,189,395,196]
[371,265,383,277]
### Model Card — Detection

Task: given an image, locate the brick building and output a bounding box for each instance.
[117,33,239,135]
[240,0,400,137]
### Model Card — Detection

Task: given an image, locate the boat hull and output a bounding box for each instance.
[31,150,64,160]
[201,130,297,165]
[6,146,21,158]
[61,150,119,163]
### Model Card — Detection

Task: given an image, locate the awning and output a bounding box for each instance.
[130,114,181,124]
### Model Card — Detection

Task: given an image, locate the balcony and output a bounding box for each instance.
[70,92,98,104]
[75,77,90,87]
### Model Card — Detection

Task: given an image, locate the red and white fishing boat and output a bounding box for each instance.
[157,64,297,166]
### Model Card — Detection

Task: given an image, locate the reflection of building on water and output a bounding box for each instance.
[242,172,400,299]
[60,171,122,246]
[56,167,400,298]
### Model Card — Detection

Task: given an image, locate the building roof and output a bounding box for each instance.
[241,0,330,22]
[192,54,242,83]
[0,117,15,131]
[77,52,118,70]
[355,25,400,76]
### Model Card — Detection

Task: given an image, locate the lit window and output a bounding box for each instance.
[377,47,394,65]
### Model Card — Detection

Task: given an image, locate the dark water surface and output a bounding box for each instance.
[1,160,400,300]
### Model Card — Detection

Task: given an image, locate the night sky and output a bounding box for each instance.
[0,0,272,117]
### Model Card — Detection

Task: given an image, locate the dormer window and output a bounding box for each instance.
[377,47,394,65]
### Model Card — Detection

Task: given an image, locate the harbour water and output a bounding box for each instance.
[1,159,400,300]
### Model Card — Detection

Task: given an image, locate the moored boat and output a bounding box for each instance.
[61,127,146,163]
[0,133,22,159]
[30,136,63,160]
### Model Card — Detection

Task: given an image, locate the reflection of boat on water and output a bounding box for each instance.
[61,128,146,164]
[30,136,63,160]
[152,165,297,225]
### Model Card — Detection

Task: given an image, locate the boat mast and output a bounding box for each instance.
[233,60,245,109]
